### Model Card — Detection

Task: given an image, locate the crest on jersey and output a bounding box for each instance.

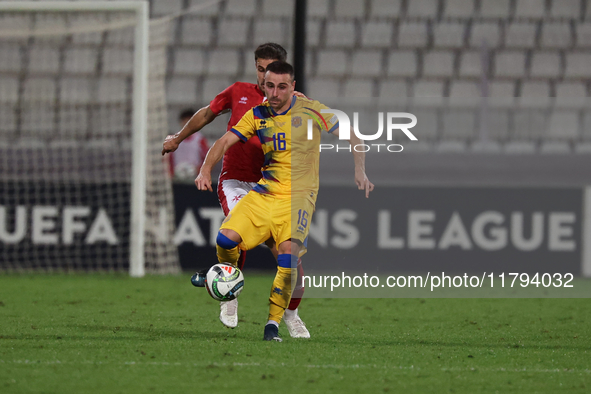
[291,116,302,128]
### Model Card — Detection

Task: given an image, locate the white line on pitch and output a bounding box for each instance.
[1,359,590,374]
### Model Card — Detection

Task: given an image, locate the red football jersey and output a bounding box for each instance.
[209,82,266,183]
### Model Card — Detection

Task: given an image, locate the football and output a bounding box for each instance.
[205,263,245,301]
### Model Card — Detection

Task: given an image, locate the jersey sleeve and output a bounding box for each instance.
[209,83,234,115]
[230,109,256,142]
[316,102,340,134]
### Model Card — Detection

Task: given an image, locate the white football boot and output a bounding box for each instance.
[219,299,238,328]
[283,309,310,338]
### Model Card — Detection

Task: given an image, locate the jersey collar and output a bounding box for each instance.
[270,96,296,117]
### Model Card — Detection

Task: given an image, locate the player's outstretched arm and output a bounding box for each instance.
[162,106,217,155]
[333,126,375,198]
[195,131,241,192]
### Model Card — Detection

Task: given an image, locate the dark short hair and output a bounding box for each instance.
[254,43,287,62]
[179,109,195,120]
[265,61,294,80]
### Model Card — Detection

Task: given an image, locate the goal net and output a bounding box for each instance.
[0,2,180,274]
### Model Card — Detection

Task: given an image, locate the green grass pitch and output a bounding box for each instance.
[0,274,590,393]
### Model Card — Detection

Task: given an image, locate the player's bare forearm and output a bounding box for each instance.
[195,132,241,192]
[348,131,366,171]
[195,140,223,192]
[345,127,375,198]
[162,106,217,155]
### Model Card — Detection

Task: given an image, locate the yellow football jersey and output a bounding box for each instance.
[230,96,339,203]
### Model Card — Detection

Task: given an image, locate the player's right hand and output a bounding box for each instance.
[195,172,213,192]
[162,135,179,155]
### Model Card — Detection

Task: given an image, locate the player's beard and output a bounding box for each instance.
[269,96,288,111]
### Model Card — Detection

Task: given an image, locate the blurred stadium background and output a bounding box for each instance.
[1,0,591,276]
[2,4,590,392]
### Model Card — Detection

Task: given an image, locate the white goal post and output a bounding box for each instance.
[0,1,179,276]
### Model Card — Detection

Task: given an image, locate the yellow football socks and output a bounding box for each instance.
[216,244,240,266]
[268,265,297,323]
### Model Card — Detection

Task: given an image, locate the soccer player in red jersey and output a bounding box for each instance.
[162,43,309,338]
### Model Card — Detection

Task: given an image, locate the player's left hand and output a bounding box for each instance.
[355,168,374,198]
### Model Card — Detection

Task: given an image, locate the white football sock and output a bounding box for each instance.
[284,308,297,319]
[266,320,279,328]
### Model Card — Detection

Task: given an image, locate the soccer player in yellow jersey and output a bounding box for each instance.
[196,61,374,341]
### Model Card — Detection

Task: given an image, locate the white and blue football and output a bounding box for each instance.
[205,263,244,301]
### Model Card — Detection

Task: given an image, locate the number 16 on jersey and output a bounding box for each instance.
[296,209,308,233]
[273,133,286,151]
